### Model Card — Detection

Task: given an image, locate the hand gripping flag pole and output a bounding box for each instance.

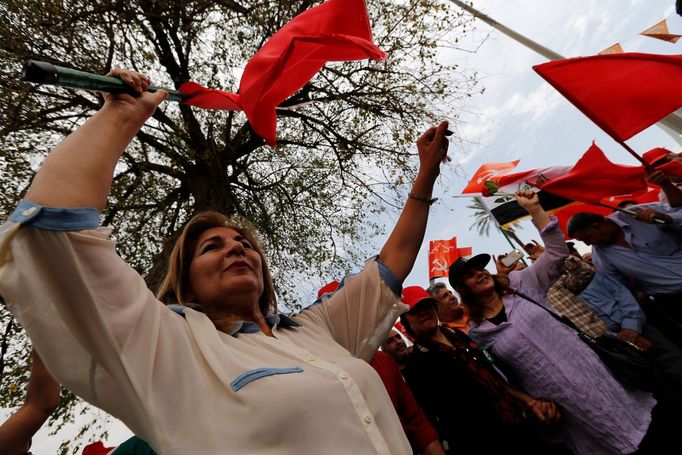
[22,60,189,103]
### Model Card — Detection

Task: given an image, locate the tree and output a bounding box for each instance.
[466,197,524,246]
[0,0,479,451]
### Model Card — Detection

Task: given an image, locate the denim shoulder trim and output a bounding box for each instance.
[167,306,188,317]
[10,200,100,231]
[230,367,304,392]
[375,257,402,296]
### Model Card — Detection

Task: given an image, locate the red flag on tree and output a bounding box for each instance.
[180,0,386,146]
[533,53,682,141]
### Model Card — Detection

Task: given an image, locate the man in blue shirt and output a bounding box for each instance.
[569,268,682,409]
[567,204,682,348]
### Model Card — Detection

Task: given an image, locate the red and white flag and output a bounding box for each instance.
[461,160,520,194]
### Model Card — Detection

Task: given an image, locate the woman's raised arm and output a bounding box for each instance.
[25,69,167,210]
[379,121,449,282]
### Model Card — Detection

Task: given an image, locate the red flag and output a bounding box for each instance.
[556,185,661,239]
[553,202,613,239]
[601,186,660,206]
[180,0,385,147]
[533,143,647,204]
[429,237,457,279]
[428,238,471,280]
[461,160,520,194]
[533,53,682,141]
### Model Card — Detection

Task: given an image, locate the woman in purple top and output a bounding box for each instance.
[449,190,656,455]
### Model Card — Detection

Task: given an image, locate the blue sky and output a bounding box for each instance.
[5,0,682,451]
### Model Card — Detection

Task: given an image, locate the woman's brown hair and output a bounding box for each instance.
[156,211,277,316]
[455,274,512,324]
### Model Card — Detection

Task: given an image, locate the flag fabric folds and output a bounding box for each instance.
[533,53,682,142]
[428,237,472,280]
[180,0,386,146]
[553,202,613,239]
[533,143,647,205]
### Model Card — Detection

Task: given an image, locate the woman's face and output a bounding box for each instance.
[187,227,264,307]
[462,267,495,296]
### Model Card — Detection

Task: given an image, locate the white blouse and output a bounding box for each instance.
[0,203,410,454]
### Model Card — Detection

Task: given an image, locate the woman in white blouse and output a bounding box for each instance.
[0,68,449,454]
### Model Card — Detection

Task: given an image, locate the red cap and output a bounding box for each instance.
[401,286,436,311]
[317,280,340,298]
[643,147,673,167]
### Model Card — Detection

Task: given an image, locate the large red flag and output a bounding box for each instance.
[533,53,682,141]
[461,160,520,194]
[555,185,661,239]
[553,202,613,239]
[180,0,385,147]
[533,143,647,204]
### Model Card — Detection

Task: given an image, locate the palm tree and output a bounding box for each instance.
[466,197,525,248]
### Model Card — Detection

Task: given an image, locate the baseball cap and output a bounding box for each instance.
[401,286,437,312]
[448,254,491,289]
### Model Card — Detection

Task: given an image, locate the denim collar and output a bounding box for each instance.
[224,313,301,336]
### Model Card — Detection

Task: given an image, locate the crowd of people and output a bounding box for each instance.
[2,66,682,455]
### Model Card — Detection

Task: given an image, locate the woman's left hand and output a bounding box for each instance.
[493,254,516,275]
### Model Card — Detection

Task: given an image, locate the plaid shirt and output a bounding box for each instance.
[548,281,610,339]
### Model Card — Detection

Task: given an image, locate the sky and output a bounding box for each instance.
[403,0,682,288]
[4,0,682,452]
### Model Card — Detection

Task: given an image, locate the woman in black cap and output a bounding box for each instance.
[449,190,658,455]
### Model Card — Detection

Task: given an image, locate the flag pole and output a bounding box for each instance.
[597,202,666,224]
[22,60,189,102]
[616,139,650,168]
[446,0,564,60]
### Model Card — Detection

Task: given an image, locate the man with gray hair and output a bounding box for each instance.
[426,281,468,332]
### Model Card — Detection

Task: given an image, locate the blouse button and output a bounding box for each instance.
[306,354,316,362]
[338,372,349,380]
[363,414,373,424]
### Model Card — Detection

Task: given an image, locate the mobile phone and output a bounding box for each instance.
[501,249,524,267]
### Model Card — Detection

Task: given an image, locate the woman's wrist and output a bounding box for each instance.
[412,172,436,195]
[99,103,151,130]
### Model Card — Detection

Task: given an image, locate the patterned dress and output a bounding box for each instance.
[468,217,656,455]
